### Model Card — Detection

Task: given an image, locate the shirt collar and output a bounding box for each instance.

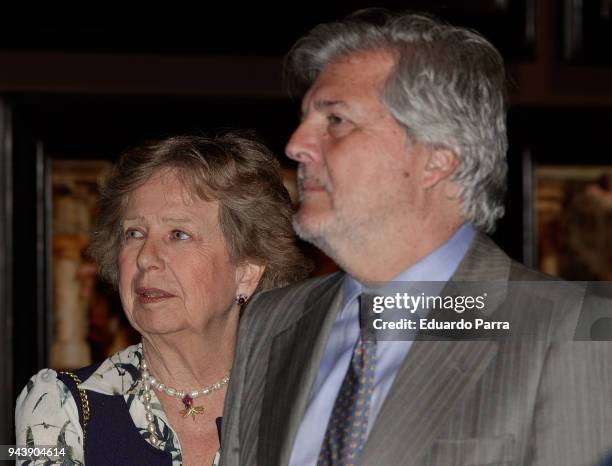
[79,343,143,396]
[341,223,476,310]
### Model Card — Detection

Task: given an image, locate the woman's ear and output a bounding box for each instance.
[236,262,266,297]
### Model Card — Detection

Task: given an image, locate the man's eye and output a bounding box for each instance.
[327,114,344,125]
[172,230,191,240]
[124,229,144,240]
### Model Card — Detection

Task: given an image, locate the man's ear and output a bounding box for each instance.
[236,262,266,298]
[422,146,459,189]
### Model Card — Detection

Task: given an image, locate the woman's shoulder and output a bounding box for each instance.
[16,368,71,415]
[15,368,84,463]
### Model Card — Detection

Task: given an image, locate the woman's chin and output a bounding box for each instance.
[132,317,187,338]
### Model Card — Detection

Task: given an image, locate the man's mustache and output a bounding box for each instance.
[297,165,330,192]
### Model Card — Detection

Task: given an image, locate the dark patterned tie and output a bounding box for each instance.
[318,294,377,466]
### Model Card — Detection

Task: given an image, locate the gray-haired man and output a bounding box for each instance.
[221,10,612,466]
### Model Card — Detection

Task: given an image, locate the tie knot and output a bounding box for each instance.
[359,294,377,341]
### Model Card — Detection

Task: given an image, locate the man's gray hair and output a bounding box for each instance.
[284,9,508,233]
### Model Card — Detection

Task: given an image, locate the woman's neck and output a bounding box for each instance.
[141,327,235,391]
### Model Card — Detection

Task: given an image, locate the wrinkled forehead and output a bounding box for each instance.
[122,167,212,215]
[302,49,396,105]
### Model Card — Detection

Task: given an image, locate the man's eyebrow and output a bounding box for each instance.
[314,100,349,111]
[300,100,350,119]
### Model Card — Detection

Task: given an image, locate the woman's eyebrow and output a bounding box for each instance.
[122,216,144,223]
[161,217,193,223]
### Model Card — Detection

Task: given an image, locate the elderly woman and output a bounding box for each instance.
[15,133,311,465]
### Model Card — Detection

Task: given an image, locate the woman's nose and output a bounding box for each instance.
[136,237,164,272]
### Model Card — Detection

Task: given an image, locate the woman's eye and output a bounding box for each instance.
[124,229,144,240]
[172,230,191,240]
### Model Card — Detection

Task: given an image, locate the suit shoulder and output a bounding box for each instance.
[506,259,612,340]
[240,272,343,332]
[255,272,343,304]
[508,259,589,301]
[508,260,559,282]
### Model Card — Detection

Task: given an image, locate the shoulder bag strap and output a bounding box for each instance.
[59,371,90,446]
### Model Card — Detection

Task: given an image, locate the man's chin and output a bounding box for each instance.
[292,212,327,241]
[292,215,340,261]
[292,214,319,243]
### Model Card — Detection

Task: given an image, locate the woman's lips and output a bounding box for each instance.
[135,287,176,304]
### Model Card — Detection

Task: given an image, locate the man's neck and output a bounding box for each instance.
[336,221,465,283]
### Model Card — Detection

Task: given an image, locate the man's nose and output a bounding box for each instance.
[285,120,321,164]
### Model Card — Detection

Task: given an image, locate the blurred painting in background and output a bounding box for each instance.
[51,160,139,370]
[535,165,612,280]
[48,159,612,370]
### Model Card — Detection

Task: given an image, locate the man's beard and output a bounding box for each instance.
[292,200,365,272]
[292,210,337,257]
[293,165,340,257]
[293,165,384,269]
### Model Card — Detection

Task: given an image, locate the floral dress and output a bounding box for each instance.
[15,343,221,466]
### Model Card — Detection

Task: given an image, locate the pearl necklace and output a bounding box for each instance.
[140,359,230,447]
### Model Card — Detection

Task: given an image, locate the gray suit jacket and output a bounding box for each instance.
[220,234,612,466]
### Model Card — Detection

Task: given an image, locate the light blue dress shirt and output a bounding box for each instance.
[289,224,476,466]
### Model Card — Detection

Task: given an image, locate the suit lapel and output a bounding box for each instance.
[361,233,511,465]
[258,273,345,466]
[361,339,499,464]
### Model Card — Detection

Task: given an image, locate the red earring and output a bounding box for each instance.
[236,294,249,306]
